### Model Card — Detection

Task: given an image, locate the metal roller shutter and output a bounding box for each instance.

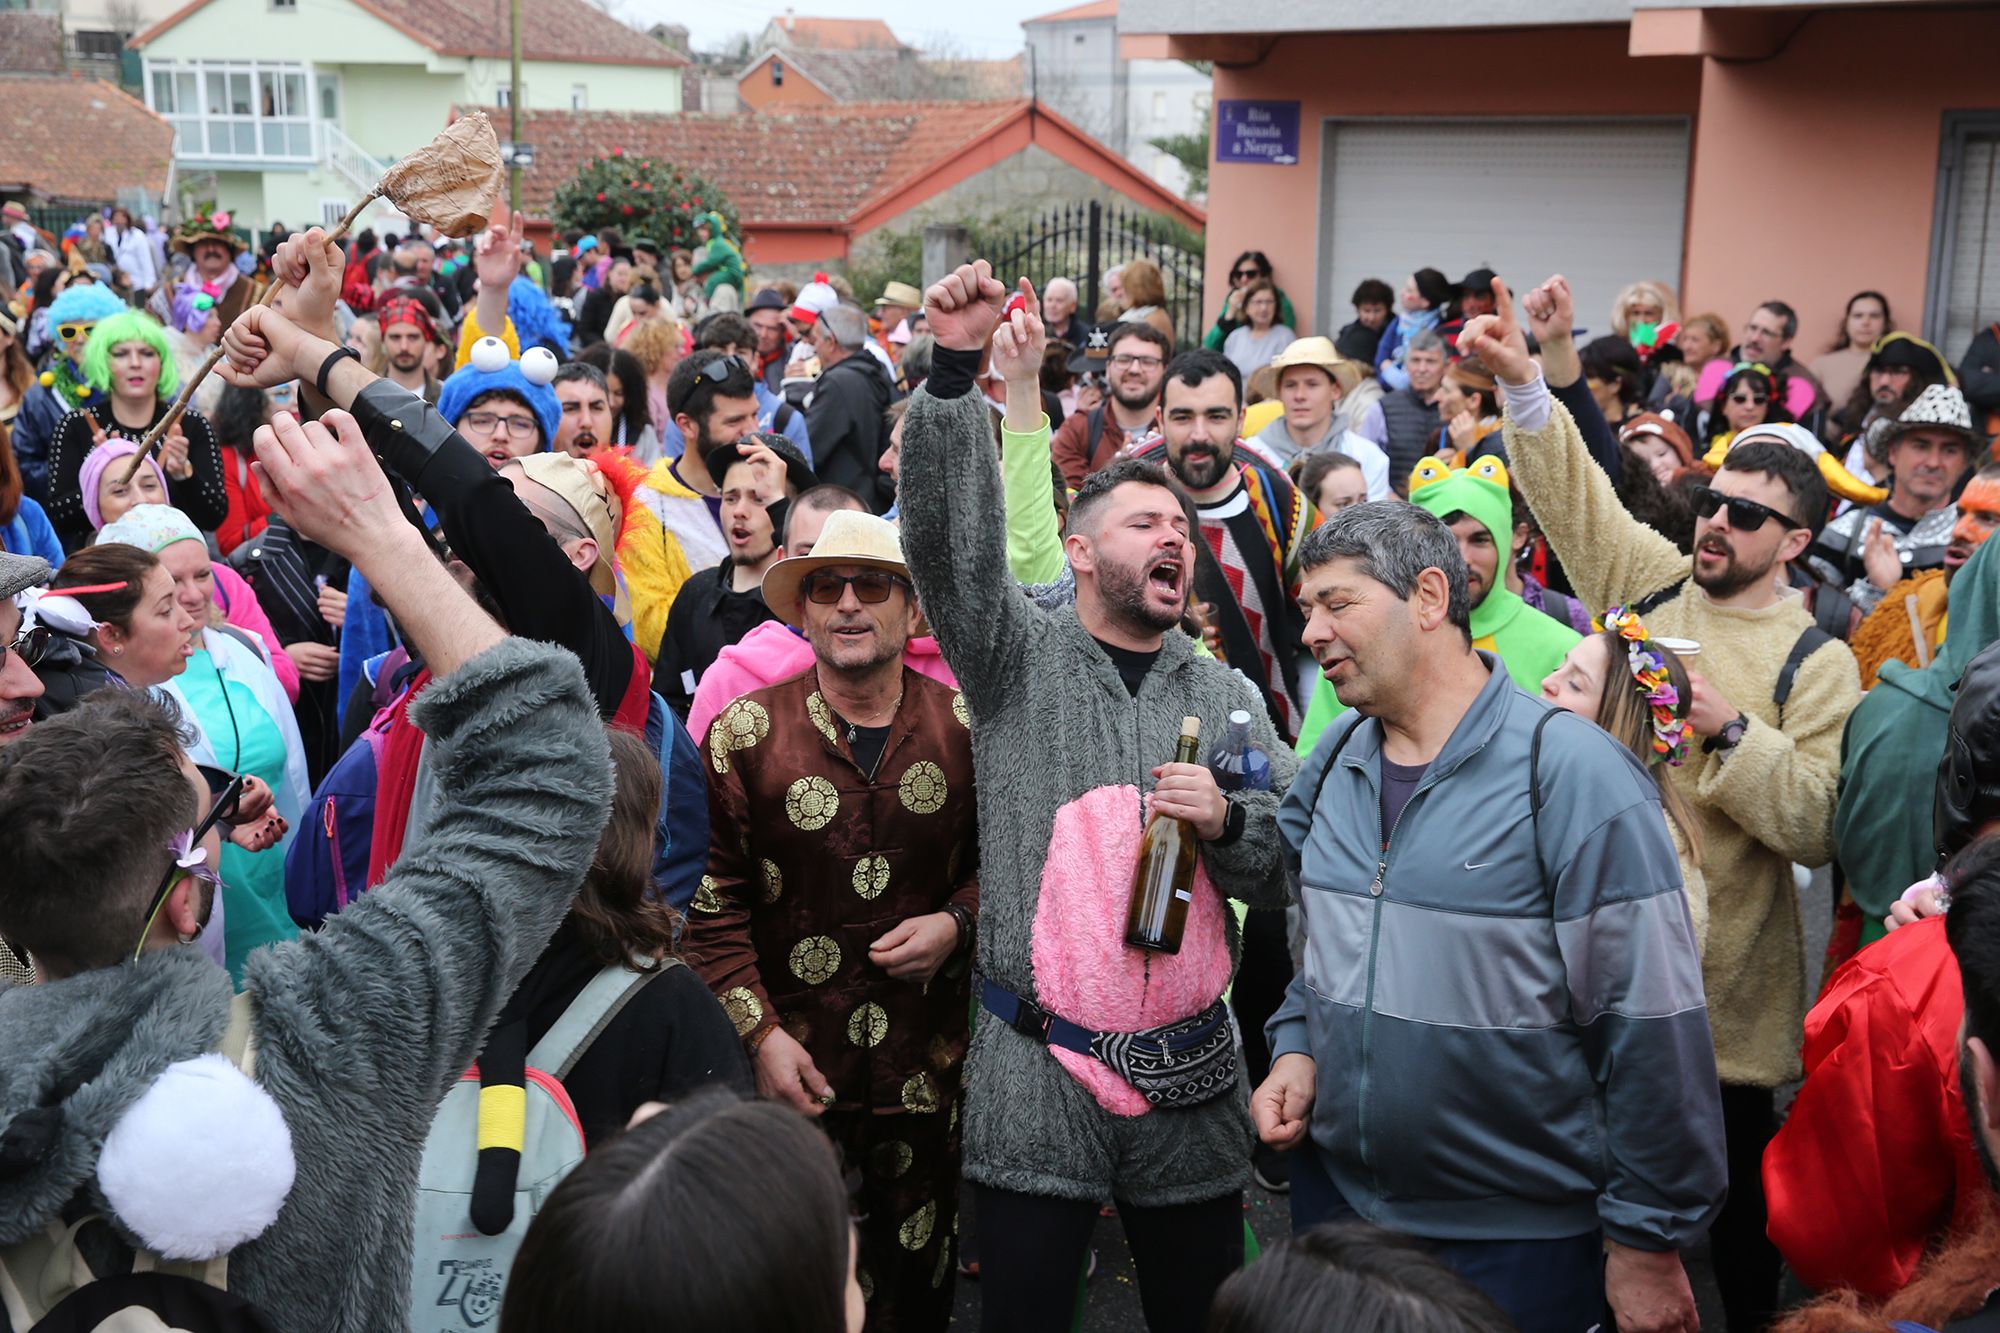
[1317,118,1690,343]
[1928,120,2000,366]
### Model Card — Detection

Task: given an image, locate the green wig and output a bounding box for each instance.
[81,310,179,401]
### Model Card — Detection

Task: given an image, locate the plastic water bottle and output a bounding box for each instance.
[1208,709,1271,793]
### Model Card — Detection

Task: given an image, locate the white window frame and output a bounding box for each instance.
[143,57,318,164]
[1924,111,2000,364]
[571,83,587,111]
[319,198,351,229]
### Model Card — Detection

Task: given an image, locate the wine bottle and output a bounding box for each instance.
[1208,709,1271,793]
[1126,716,1203,954]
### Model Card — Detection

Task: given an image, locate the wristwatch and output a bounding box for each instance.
[1703,713,1750,755]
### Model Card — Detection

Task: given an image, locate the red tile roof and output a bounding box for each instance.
[763,16,906,51]
[1023,0,1118,25]
[0,12,63,74]
[133,0,684,67]
[0,76,176,201]
[485,99,1029,226]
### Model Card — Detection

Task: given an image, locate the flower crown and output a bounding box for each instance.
[1596,606,1693,766]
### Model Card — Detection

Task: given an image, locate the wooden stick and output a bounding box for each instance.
[119,189,382,484]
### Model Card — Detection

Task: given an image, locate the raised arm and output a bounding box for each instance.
[1465,278,1685,615]
[223,231,634,716]
[242,407,608,1121]
[1002,410,1066,586]
[898,262,1049,720]
[1525,276,1622,483]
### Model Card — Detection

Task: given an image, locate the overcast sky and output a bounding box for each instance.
[616,0,1051,60]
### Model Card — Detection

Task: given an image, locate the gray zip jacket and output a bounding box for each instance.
[1269,657,1726,1249]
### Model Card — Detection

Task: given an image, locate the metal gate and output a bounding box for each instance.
[992,200,1205,351]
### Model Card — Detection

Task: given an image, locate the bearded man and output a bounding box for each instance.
[1486,275,1861,1333]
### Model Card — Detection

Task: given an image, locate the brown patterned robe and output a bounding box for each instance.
[686,665,978,1333]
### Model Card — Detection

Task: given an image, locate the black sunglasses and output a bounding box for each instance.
[4,624,52,670]
[1690,484,1804,533]
[1231,268,1262,281]
[194,762,248,825]
[134,769,244,959]
[803,571,911,605]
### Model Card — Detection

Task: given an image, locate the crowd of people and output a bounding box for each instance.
[3,189,2000,1333]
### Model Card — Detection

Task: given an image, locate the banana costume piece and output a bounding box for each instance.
[1700,423,1886,507]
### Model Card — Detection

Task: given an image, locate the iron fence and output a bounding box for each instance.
[991,199,1206,351]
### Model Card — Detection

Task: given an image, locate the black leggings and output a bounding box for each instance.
[1231,906,1293,1086]
[1713,1084,1780,1332]
[973,1184,1243,1333]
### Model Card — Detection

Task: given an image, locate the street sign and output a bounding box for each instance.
[1215,101,1300,166]
[499,142,536,169]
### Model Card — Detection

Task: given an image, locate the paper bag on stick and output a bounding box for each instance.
[121,113,504,481]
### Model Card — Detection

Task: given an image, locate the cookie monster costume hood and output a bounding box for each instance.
[436,357,561,452]
[1408,455,1580,692]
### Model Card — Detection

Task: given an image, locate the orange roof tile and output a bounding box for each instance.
[1023,0,1117,25]
[766,15,906,51]
[0,76,176,200]
[133,0,684,66]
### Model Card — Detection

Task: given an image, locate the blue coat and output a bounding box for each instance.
[1,495,63,567]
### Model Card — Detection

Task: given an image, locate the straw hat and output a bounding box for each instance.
[511,453,628,621]
[761,510,926,633]
[1268,336,1363,396]
[874,281,923,310]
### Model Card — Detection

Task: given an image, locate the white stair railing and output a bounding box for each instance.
[318,122,390,196]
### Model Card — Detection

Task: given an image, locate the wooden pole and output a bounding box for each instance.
[119,189,382,483]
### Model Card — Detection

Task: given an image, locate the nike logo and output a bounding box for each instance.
[1464,861,1492,871]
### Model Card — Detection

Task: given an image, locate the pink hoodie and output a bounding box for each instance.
[211,562,301,703]
[687,620,957,742]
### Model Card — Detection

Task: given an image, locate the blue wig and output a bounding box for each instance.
[46,283,127,330]
[508,275,571,356]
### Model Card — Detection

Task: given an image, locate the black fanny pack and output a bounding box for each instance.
[979,978,1238,1109]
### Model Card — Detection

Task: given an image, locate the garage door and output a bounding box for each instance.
[1318,118,1690,346]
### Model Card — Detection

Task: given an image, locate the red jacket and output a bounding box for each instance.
[1765,917,1989,1299]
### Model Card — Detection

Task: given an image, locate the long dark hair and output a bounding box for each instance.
[1830,289,1893,353]
[573,728,679,968]
[1207,1224,1514,1333]
[0,423,20,526]
[1706,365,1792,447]
[500,1090,853,1333]
[211,383,270,456]
[575,343,652,439]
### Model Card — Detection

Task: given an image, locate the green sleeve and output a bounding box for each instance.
[1002,416,1065,586]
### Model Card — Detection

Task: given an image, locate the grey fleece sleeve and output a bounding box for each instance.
[1201,703,1300,909]
[1545,730,1726,1250]
[899,387,1049,719]
[246,638,612,1121]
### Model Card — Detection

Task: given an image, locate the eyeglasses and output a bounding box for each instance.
[802,571,911,605]
[134,769,244,960]
[3,624,51,670]
[458,410,540,441]
[1690,484,1804,533]
[56,321,96,344]
[1231,269,1262,281]
[1109,354,1163,370]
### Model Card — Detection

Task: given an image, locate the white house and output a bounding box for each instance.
[129,0,684,231]
[1022,0,1210,198]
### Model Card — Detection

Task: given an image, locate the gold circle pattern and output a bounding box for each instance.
[789,934,842,984]
[899,1200,937,1251]
[706,699,769,774]
[806,691,839,744]
[852,854,891,900]
[785,776,840,831]
[692,875,723,914]
[759,859,783,903]
[898,761,947,815]
[848,1000,889,1048]
[720,986,763,1036]
[900,1072,940,1113]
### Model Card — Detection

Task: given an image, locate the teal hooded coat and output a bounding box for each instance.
[1835,535,2000,943]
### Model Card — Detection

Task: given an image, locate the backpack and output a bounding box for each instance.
[1630,578,1836,718]
[0,996,281,1332]
[282,661,414,929]
[408,963,671,1333]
